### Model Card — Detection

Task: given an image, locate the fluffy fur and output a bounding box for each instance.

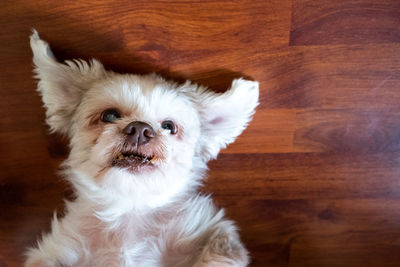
[25,30,259,267]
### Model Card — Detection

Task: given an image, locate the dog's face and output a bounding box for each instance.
[73,75,201,174]
[30,31,258,211]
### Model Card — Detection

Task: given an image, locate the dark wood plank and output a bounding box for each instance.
[294,108,400,153]
[206,153,400,200]
[257,45,400,109]
[290,0,400,45]
[217,198,400,267]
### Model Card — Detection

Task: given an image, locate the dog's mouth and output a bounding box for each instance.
[112,151,157,170]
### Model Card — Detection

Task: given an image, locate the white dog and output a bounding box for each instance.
[26,30,259,267]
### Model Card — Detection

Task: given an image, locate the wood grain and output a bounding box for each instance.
[218,198,400,266]
[290,0,400,45]
[206,152,400,199]
[1,0,400,266]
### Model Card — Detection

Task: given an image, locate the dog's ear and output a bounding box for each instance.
[193,79,259,161]
[30,30,106,135]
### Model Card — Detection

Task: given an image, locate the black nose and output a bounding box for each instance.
[122,121,155,146]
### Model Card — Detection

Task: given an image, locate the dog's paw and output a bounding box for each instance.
[194,233,249,267]
[194,257,244,267]
[25,258,56,267]
[25,247,57,267]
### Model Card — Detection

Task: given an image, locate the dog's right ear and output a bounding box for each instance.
[30,30,106,135]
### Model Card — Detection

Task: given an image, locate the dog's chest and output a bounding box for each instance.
[76,211,198,267]
[86,231,164,266]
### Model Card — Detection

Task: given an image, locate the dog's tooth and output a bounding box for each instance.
[118,154,124,160]
[150,157,157,163]
[130,154,134,158]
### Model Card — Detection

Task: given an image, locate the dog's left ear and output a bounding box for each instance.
[193,79,259,161]
[30,30,106,136]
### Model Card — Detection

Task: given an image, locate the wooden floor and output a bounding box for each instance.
[1,1,400,266]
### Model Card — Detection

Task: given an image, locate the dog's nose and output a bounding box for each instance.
[123,121,155,146]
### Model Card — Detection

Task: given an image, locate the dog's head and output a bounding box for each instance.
[30,31,259,212]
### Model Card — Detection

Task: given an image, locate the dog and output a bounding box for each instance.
[25,30,259,267]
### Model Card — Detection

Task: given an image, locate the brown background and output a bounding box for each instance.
[1,0,400,266]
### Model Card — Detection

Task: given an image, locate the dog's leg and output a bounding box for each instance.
[193,222,250,267]
[25,213,84,267]
[25,250,59,267]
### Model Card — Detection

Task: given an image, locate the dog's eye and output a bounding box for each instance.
[161,120,177,134]
[101,109,121,123]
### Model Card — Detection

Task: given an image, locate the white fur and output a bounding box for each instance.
[26,30,259,267]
